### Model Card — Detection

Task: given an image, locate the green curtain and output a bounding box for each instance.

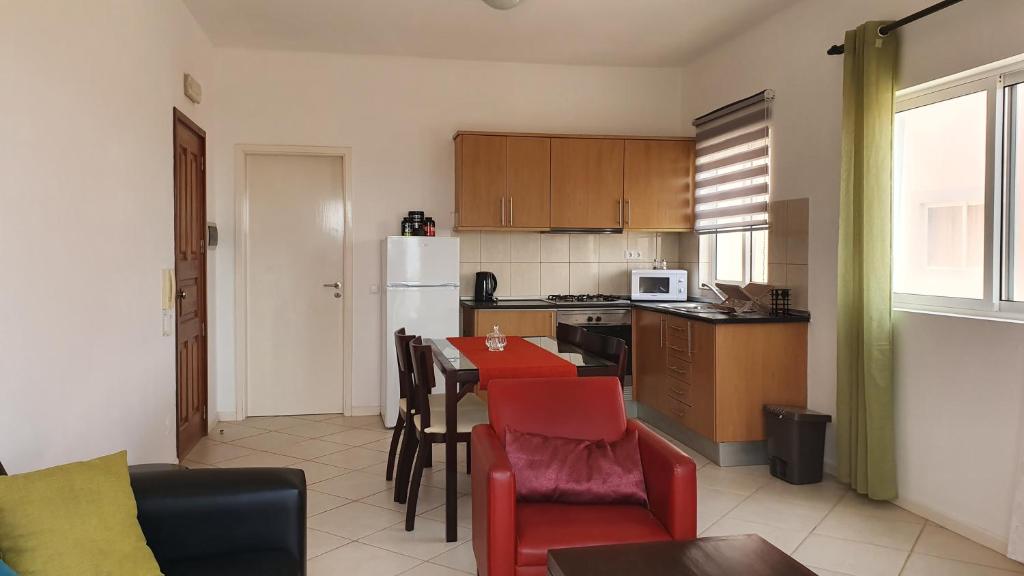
[836,21,898,500]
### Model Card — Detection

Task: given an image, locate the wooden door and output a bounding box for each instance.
[624,140,695,230]
[173,109,207,459]
[551,138,624,228]
[632,310,665,407]
[457,135,506,227]
[506,136,550,228]
[246,154,346,416]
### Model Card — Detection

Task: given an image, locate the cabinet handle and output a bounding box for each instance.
[668,344,685,352]
[687,322,692,356]
[668,385,687,396]
[659,318,664,348]
[668,365,687,376]
[617,199,622,226]
[625,199,631,225]
[509,196,513,227]
[501,196,506,226]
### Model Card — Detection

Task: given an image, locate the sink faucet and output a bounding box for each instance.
[700,282,729,303]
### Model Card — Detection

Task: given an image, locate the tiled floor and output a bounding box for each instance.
[185,414,1024,576]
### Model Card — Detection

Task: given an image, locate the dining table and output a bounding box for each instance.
[425,336,620,542]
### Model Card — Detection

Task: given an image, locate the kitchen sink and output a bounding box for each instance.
[655,302,724,314]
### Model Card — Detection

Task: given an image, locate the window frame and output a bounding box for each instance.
[700,229,767,288]
[893,62,1024,322]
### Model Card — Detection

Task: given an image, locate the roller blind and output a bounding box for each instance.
[693,90,774,234]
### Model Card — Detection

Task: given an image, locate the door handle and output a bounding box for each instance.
[176,288,187,300]
[323,282,342,289]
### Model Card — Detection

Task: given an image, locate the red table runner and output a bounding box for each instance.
[447,336,577,390]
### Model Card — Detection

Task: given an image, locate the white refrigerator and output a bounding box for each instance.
[381,236,460,427]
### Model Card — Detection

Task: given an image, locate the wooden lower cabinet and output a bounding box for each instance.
[462,308,556,338]
[632,309,807,443]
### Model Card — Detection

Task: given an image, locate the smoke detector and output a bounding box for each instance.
[482,0,522,10]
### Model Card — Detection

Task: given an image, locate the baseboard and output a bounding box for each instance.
[823,458,837,477]
[895,495,1009,555]
[217,411,239,422]
[349,405,381,417]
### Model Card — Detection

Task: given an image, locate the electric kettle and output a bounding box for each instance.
[474,271,497,302]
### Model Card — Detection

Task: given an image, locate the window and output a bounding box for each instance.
[893,60,1024,318]
[700,230,768,286]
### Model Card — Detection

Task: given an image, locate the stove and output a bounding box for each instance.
[546,293,631,306]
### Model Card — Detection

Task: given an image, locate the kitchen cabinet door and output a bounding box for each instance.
[687,320,716,440]
[506,136,551,229]
[551,138,624,229]
[632,309,666,409]
[624,139,695,230]
[473,310,555,338]
[457,135,506,228]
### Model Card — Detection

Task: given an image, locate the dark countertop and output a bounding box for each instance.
[460,298,810,324]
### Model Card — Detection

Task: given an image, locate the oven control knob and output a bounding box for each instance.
[595,316,603,322]
[587,316,594,322]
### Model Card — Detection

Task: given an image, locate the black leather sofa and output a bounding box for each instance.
[1,463,307,576]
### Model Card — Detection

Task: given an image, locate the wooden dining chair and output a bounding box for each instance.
[386,328,418,500]
[556,322,586,347]
[404,338,488,531]
[580,331,629,385]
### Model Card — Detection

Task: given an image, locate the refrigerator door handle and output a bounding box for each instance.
[386,282,460,288]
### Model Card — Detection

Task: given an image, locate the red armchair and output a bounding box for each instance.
[471,377,697,576]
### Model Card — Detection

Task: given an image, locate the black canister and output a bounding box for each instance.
[407,211,426,236]
[424,217,436,237]
[400,217,413,236]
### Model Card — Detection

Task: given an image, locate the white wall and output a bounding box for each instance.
[209,50,685,415]
[0,0,215,472]
[680,0,1024,550]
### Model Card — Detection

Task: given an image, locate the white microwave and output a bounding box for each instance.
[631,269,688,301]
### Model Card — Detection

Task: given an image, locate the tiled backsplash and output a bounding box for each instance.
[455,197,810,309]
[456,231,685,298]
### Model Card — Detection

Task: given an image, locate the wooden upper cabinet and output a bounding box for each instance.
[506,137,551,229]
[456,135,506,228]
[624,139,695,230]
[550,138,624,229]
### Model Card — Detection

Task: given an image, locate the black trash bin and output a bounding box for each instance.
[763,405,832,485]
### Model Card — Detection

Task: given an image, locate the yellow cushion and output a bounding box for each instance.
[0,451,162,576]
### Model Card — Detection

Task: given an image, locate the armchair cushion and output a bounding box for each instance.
[515,503,671,566]
[505,427,647,505]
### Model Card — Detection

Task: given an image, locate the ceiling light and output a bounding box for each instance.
[482,0,521,10]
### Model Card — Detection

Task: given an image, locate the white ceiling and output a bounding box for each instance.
[182,0,798,67]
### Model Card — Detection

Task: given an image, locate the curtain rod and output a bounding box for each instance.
[826,0,966,55]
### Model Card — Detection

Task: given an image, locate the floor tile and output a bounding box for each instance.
[400,563,473,576]
[312,470,393,500]
[307,528,349,559]
[308,542,420,576]
[726,491,832,533]
[793,534,908,576]
[184,438,256,464]
[323,428,394,446]
[429,541,476,574]
[697,465,773,496]
[308,501,405,539]
[809,568,855,576]
[266,438,347,460]
[814,507,923,550]
[696,486,747,533]
[901,553,1023,576]
[418,467,472,494]
[419,495,474,529]
[296,413,344,422]
[701,517,810,554]
[288,461,348,484]
[361,517,468,560]
[362,485,446,514]
[231,431,307,452]
[757,477,849,510]
[306,489,350,517]
[216,451,302,468]
[241,415,310,431]
[914,523,1024,573]
[316,447,390,470]
[431,443,468,464]
[326,415,386,429]
[209,422,264,442]
[832,492,925,525]
[363,437,398,452]
[280,421,350,439]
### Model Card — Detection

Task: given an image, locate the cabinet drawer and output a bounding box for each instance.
[664,380,692,405]
[665,321,691,358]
[663,394,691,423]
[665,357,692,384]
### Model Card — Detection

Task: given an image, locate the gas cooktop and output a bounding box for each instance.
[546,294,631,306]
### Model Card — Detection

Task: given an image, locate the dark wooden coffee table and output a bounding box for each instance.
[547,535,816,576]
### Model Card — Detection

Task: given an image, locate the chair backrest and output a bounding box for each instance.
[408,339,436,429]
[487,377,626,445]
[555,322,585,347]
[394,328,418,401]
[579,331,628,383]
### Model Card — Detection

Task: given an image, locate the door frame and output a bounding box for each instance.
[173,108,208,457]
[233,144,354,420]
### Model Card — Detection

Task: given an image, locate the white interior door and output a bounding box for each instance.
[247,154,345,416]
